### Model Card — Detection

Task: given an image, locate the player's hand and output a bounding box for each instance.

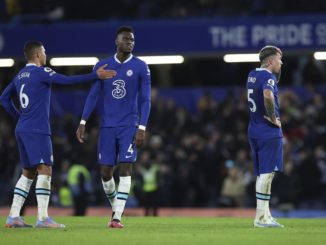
[264,116,281,128]
[76,124,86,143]
[96,64,117,80]
[134,129,145,148]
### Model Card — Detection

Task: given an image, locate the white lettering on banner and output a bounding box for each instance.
[251,24,312,46]
[209,26,247,47]
[0,34,4,52]
[316,23,326,45]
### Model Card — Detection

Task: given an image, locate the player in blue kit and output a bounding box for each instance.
[247,45,284,228]
[76,26,151,228]
[0,41,116,228]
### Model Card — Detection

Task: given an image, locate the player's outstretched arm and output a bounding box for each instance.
[48,64,116,85]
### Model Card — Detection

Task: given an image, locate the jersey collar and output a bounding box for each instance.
[114,54,133,64]
[256,68,272,73]
[26,63,38,67]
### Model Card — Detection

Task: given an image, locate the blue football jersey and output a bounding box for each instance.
[247,68,283,139]
[0,64,97,135]
[82,54,151,128]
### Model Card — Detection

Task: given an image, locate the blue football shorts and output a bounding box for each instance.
[98,126,138,166]
[15,132,53,168]
[248,137,283,176]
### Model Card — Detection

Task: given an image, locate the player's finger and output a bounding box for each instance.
[100,64,108,69]
[104,70,117,79]
[107,71,117,76]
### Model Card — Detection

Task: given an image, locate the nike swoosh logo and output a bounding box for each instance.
[125,156,132,158]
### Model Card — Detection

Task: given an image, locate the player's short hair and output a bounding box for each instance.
[116,26,134,36]
[24,41,43,60]
[259,45,282,63]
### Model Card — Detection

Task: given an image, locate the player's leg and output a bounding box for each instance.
[254,138,284,228]
[20,133,64,228]
[5,133,35,228]
[101,165,117,217]
[266,172,275,220]
[111,163,132,226]
[97,128,119,225]
[110,126,138,227]
[34,163,64,228]
[255,172,274,223]
[35,164,52,221]
[5,168,35,228]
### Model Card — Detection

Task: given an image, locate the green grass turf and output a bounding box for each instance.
[0,217,325,245]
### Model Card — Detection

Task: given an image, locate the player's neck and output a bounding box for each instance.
[116,52,131,63]
[27,59,41,67]
[260,64,273,73]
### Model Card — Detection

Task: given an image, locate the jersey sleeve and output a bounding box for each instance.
[0,82,20,120]
[138,62,151,127]
[81,79,101,121]
[40,67,97,85]
[262,74,277,92]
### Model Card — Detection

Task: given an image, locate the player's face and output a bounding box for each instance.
[116,32,135,54]
[271,52,282,74]
[38,46,47,66]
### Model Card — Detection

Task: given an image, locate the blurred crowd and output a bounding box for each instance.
[1,85,326,213]
[1,0,326,23]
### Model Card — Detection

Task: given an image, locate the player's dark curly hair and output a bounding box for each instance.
[259,45,282,63]
[24,41,43,61]
[116,26,134,36]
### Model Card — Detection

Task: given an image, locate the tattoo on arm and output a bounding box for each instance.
[264,96,276,122]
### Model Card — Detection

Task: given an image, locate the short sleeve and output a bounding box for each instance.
[262,74,276,92]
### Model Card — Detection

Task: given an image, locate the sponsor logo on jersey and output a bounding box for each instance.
[112,80,126,99]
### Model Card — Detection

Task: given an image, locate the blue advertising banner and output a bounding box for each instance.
[0,15,325,57]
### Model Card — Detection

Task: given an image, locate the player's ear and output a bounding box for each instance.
[35,51,40,59]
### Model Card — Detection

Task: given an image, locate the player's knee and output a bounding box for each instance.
[37,164,52,176]
[101,166,114,180]
[22,168,37,179]
[119,163,132,176]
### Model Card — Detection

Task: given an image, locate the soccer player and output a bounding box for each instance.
[0,41,116,228]
[76,26,151,228]
[246,45,284,228]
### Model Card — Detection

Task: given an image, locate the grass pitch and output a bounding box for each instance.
[0,216,325,245]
